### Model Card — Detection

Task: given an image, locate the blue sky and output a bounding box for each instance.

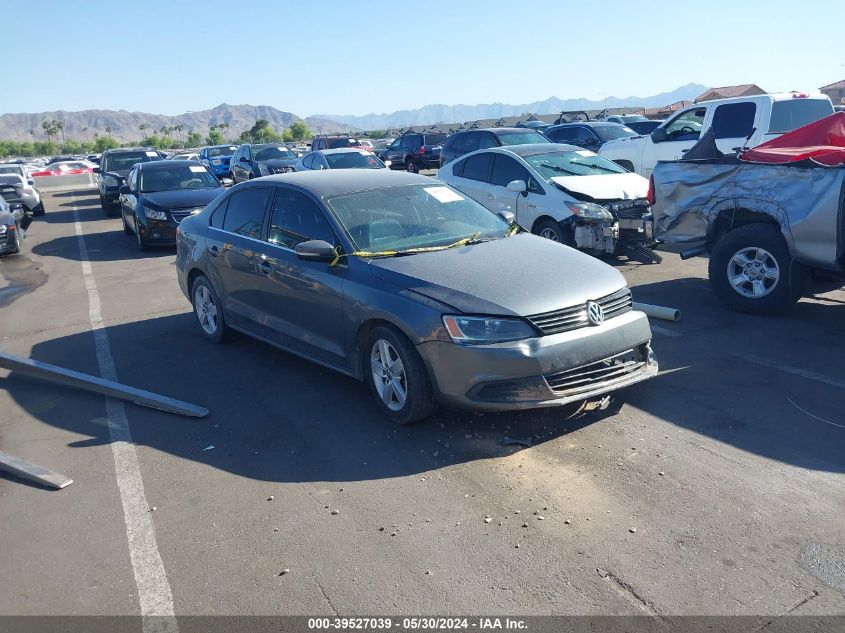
[4,0,843,116]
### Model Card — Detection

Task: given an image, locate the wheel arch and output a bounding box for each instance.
[351,317,423,381]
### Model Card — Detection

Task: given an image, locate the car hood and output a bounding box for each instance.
[258,158,298,168]
[550,173,648,202]
[141,188,223,210]
[368,233,626,316]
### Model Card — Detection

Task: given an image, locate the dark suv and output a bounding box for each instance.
[438,128,550,166]
[310,136,368,151]
[544,122,636,151]
[380,132,448,172]
[229,144,298,183]
[96,148,164,215]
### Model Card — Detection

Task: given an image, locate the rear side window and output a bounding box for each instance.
[461,153,494,182]
[221,188,271,238]
[210,198,228,229]
[422,134,447,147]
[768,98,834,134]
[712,102,757,139]
[479,133,498,149]
[547,127,575,142]
[452,133,479,152]
[268,189,336,249]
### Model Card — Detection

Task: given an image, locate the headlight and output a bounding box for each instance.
[442,315,535,345]
[104,175,119,187]
[257,163,269,175]
[0,224,7,235]
[142,206,167,221]
[565,201,613,222]
[211,159,222,165]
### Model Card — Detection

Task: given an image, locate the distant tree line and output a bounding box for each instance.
[0,119,314,157]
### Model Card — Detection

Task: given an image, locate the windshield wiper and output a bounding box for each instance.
[540,164,579,175]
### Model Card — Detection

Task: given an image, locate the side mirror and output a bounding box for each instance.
[506,179,527,194]
[220,177,234,187]
[383,160,392,168]
[27,179,34,186]
[651,128,668,143]
[93,167,101,174]
[498,210,516,224]
[295,239,336,262]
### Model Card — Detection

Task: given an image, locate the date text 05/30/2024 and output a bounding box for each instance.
[307,617,528,630]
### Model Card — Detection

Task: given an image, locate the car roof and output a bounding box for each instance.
[138,159,205,170]
[315,148,371,155]
[105,147,157,153]
[479,143,582,157]
[255,169,433,197]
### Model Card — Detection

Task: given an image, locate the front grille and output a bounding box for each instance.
[545,347,648,397]
[526,288,632,335]
[604,199,649,220]
[169,208,195,223]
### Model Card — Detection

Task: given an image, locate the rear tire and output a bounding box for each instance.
[708,223,807,315]
[31,201,46,216]
[191,275,230,343]
[122,214,132,235]
[405,158,418,173]
[365,325,436,425]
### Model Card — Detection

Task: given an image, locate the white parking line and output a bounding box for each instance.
[73,204,178,632]
[739,354,845,391]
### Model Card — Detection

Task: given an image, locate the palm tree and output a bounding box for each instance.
[219,122,230,141]
[105,126,112,139]
[83,126,89,140]
[41,120,53,143]
[56,119,66,150]
[139,123,148,142]
[174,124,184,146]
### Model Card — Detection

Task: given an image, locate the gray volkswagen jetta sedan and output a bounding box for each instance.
[176,170,657,424]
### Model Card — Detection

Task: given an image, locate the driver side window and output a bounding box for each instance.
[664,108,706,141]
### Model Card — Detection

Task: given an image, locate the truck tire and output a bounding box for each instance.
[708,223,807,315]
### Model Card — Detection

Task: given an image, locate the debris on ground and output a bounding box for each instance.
[267,495,274,501]
[484,516,492,523]
[331,509,339,515]
[279,569,290,576]
[597,568,609,578]
[629,527,637,533]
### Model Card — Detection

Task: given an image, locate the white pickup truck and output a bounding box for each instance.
[599,92,834,176]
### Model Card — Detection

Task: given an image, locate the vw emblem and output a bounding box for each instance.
[586,301,605,326]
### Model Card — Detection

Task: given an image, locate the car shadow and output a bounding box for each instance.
[3,313,622,485]
[628,276,845,474]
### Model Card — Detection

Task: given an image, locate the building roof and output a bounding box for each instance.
[695,84,766,102]
[643,100,693,118]
[820,79,845,91]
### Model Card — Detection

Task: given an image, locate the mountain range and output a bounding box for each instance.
[0,104,356,143]
[0,84,709,142]
[315,83,709,130]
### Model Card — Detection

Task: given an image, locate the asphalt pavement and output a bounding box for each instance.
[1,187,843,619]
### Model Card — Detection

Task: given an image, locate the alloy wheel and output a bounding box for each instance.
[727,247,780,298]
[370,338,407,412]
[539,227,561,241]
[194,285,219,335]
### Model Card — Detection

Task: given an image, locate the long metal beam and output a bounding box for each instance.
[0,450,73,489]
[0,351,209,418]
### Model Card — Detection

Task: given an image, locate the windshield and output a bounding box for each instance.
[253,146,296,161]
[0,166,23,176]
[595,125,637,141]
[326,138,359,149]
[107,152,159,172]
[207,146,237,158]
[325,151,385,170]
[768,98,834,134]
[497,130,552,146]
[524,150,627,179]
[620,115,648,123]
[140,165,219,193]
[326,184,510,252]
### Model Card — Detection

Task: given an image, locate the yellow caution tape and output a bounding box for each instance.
[330,233,480,267]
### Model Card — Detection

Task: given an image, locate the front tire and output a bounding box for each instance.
[122,213,132,235]
[191,275,230,343]
[366,325,436,424]
[533,218,569,244]
[405,158,417,173]
[31,201,46,216]
[708,223,807,315]
[135,217,148,251]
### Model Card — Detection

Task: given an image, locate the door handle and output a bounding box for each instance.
[258,260,272,275]
[208,245,220,257]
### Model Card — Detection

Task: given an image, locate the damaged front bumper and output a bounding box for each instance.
[416,309,658,412]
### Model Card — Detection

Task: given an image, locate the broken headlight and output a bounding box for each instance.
[442,315,535,345]
[565,201,613,222]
